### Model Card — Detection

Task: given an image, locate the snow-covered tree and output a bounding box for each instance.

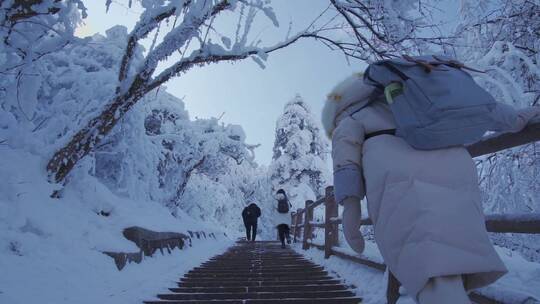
[0,0,87,144]
[78,30,267,231]
[449,0,539,214]
[450,0,540,261]
[0,16,270,236]
[269,95,330,208]
[45,0,358,185]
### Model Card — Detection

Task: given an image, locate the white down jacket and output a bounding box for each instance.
[325,74,540,298]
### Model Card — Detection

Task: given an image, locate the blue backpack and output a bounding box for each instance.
[364,55,513,149]
[277,199,290,213]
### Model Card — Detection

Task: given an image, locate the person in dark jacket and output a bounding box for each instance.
[274,189,292,248]
[242,203,261,241]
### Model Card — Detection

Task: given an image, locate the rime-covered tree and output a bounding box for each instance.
[451,0,540,213]
[43,0,457,185]
[451,0,540,261]
[2,0,460,187]
[0,0,87,135]
[269,95,330,208]
[1,18,269,234]
[44,0,355,184]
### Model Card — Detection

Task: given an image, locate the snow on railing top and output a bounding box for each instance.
[467,121,540,158]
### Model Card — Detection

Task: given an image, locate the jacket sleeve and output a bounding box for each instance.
[331,116,366,205]
[490,104,540,132]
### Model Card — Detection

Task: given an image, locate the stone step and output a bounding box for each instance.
[169,284,348,293]
[144,297,362,304]
[180,276,333,282]
[217,252,301,254]
[177,279,342,287]
[206,258,310,262]
[208,256,307,257]
[217,253,301,255]
[157,290,356,300]
[196,263,319,267]
[185,271,328,278]
[204,257,310,260]
[210,254,305,257]
[201,261,315,266]
[184,269,328,278]
[194,267,320,272]
[179,276,332,283]
[145,241,360,304]
[190,266,325,272]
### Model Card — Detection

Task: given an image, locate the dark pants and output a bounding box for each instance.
[245,222,257,241]
[277,224,290,246]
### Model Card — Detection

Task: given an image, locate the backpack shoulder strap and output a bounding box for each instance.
[348,88,384,117]
[364,66,385,90]
[365,129,396,140]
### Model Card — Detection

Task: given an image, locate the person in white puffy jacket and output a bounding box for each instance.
[274,189,292,249]
[322,73,540,304]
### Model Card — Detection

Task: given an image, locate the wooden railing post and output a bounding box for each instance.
[294,208,303,243]
[290,211,296,241]
[387,272,401,304]
[324,186,339,258]
[302,200,314,250]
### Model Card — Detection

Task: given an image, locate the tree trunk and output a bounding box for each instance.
[46,76,147,183]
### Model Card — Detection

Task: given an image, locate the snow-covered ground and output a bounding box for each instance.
[0,148,234,304]
[296,241,540,304]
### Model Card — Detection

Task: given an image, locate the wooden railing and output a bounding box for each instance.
[290,122,540,304]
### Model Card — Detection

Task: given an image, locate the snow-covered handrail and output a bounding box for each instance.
[329,214,540,234]
[485,214,540,234]
[466,121,540,158]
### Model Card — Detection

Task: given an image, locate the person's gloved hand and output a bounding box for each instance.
[517,106,540,129]
[342,197,365,254]
[495,104,540,132]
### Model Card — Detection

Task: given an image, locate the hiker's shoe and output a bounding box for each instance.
[281,244,286,249]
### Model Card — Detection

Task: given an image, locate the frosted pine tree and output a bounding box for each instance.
[269,95,330,209]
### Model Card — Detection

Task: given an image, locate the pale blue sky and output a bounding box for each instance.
[78,1,361,165]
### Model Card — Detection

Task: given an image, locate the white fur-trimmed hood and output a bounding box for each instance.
[321,73,377,138]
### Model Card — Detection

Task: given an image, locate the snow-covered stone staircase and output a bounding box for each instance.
[144,240,362,303]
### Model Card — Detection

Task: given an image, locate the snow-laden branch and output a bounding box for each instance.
[147,30,314,90]
[117,4,179,84]
[117,0,231,94]
[143,1,230,70]
[326,0,453,60]
[0,0,86,72]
